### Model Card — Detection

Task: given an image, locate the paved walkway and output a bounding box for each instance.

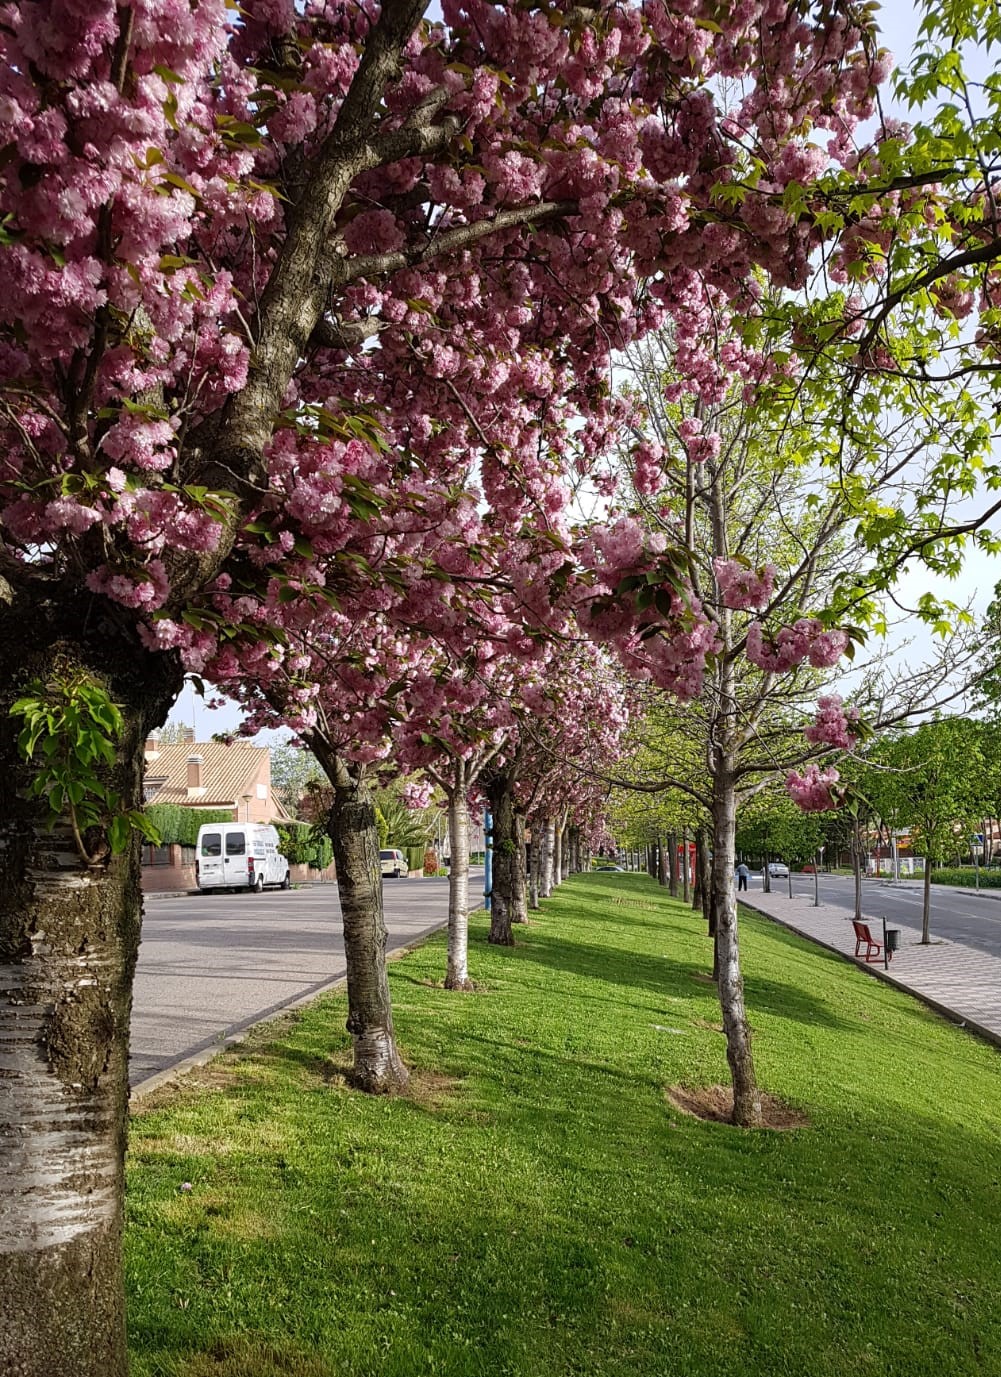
[740,886,1001,1050]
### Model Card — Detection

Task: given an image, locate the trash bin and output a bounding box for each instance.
[885,928,901,955]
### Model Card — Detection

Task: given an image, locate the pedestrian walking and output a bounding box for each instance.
[736,861,749,892]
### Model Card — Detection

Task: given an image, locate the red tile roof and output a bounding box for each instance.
[142,741,291,819]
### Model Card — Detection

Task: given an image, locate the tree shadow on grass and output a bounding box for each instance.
[502,927,853,1032]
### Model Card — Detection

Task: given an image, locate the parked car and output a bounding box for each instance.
[195,823,290,893]
[768,861,790,879]
[596,864,624,872]
[380,848,409,878]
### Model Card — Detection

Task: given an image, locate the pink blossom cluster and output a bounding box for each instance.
[400,778,433,810]
[0,0,893,738]
[632,440,665,497]
[786,764,841,812]
[805,695,859,749]
[746,620,849,672]
[713,558,777,611]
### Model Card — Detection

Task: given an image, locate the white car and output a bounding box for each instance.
[380,848,409,878]
[768,861,790,879]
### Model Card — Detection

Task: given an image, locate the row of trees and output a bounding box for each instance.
[4,2,1001,1373]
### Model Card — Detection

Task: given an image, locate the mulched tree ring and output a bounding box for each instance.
[665,1084,809,1129]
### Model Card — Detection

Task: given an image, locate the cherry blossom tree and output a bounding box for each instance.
[597,309,991,1124]
[0,3,892,1370]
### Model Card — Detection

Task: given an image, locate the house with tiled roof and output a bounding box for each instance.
[142,730,292,891]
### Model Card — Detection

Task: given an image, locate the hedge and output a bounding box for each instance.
[144,804,233,847]
[930,865,1001,889]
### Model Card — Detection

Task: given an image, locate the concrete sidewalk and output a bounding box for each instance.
[740,888,1001,1051]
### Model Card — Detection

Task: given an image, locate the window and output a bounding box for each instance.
[225,832,246,856]
[142,845,171,868]
[201,832,222,856]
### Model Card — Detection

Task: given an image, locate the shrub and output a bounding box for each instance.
[144,804,233,847]
[276,821,332,871]
[930,865,1001,888]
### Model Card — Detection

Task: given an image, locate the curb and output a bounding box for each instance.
[739,898,1001,1055]
[129,918,448,1104]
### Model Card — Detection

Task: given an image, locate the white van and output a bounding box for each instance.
[195,823,290,893]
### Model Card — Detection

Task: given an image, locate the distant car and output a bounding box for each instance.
[596,864,624,872]
[380,848,409,878]
[768,862,790,879]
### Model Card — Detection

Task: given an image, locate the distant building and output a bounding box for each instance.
[141,731,291,892]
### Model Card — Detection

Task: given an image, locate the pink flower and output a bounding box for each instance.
[805,694,859,749]
[713,558,776,611]
[746,618,848,673]
[786,764,841,812]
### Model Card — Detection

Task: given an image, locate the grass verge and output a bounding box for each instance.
[127,873,1001,1377]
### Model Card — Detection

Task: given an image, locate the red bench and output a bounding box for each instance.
[852,920,889,964]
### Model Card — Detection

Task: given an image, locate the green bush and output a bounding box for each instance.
[930,865,1001,888]
[144,804,233,847]
[276,821,332,871]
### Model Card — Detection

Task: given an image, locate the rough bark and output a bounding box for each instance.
[512,812,528,924]
[485,771,516,946]
[0,621,181,1377]
[323,762,409,1091]
[681,829,691,904]
[444,790,473,990]
[712,761,762,1128]
[553,823,563,888]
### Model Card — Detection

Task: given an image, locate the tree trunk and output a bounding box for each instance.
[922,857,932,944]
[325,765,409,1091]
[657,838,668,888]
[712,764,762,1128]
[697,828,713,928]
[681,829,690,903]
[553,823,563,889]
[512,811,528,924]
[444,790,473,990]
[0,630,181,1377]
[528,821,540,911]
[540,817,555,898]
[667,832,678,897]
[691,842,702,911]
[852,822,864,923]
[486,772,516,946]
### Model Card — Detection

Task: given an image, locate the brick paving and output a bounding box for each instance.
[740,886,1001,1050]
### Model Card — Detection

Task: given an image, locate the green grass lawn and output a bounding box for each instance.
[126,873,1001,1377]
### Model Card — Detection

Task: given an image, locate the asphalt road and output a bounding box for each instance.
[131,876,472,1087]
[749,872,1001,958]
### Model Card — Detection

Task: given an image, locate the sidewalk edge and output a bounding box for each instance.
[739,898,1001,1054]
[129,919,447,1105]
